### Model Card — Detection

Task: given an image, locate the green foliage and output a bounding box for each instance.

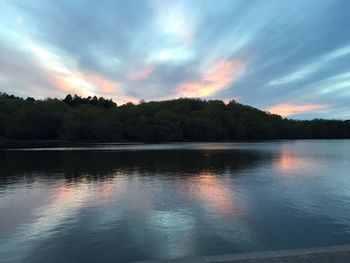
[0,92,349,141]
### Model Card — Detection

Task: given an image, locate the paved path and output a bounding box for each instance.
[132,244,350,263]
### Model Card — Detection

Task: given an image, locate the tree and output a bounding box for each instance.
[0,93,349,141]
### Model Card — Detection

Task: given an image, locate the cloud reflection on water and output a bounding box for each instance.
[1,142,350,262]
[186,172,244,216]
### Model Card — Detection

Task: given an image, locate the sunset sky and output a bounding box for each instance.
[0,0,349,119]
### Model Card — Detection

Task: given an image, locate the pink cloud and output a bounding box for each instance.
[127,65,154,81]
[267,103,330,117]
[48,69,139,104]
[84,72,121,93]
[175,59,245,97]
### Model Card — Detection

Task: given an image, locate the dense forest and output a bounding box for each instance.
[0,92,349,141]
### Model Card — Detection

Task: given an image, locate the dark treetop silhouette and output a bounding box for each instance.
[0,92,349,141]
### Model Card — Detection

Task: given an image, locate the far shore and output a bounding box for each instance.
[1,138,349,149]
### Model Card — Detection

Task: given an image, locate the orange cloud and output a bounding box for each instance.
[49,69,138,104]
[267,103,329,117]
[127,65,154,81]
[84,72,121,93]
[49,72,91,96]
[176,59,245,97]
[83,72,139,104]
[27,42,138,103]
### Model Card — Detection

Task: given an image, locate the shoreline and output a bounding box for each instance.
[1,138,349,147]
[132,244,350,263]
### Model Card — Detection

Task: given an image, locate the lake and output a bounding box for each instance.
[1,140,350,262]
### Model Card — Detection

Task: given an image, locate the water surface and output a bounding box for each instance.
[1,140,350,262]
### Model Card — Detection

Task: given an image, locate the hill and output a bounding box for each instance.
[0,92,349,141]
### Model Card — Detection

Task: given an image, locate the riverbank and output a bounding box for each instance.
[0,139,141,149]
[132,244,350,263]
[2,138,350,150]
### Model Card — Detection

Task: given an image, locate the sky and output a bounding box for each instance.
[0,0,350,119]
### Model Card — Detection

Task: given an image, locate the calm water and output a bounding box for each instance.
[1,140,350,262]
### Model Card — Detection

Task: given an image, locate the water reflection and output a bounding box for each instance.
[0,181,84,260]
[0,149,264,179]
[1,141,350,263]
[187,173,244,216]
[147,209,196,258]
[274,144,316,177]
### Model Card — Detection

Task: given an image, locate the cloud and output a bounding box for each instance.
[175,59,245,97]
[152,0,198,43]
[1,0,350,118]
[268,44,350,86]
[267,103,330,117]
[84,72,139,104]
[0,31,138,104]
[316,72,350,96]
[126,65,154,81]
[48,66,139,104]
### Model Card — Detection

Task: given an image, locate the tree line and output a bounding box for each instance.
[0,92,349,141]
